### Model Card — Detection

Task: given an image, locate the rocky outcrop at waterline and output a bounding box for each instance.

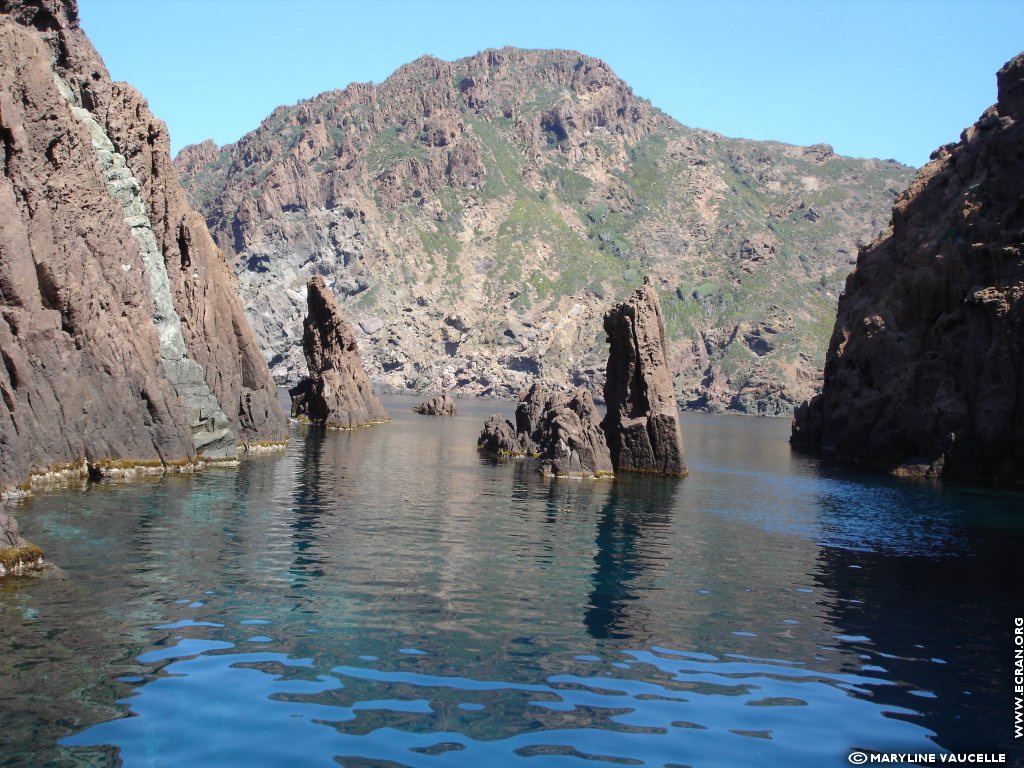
[536,388,613,479]
[602,279,687,476]
[480,280,687,479]
[477,414,524,456]
[478,380,548,457]
[290,276,389,428]
[0,512,43,577]
[478,380,612,479]
[0,0,287,498]
[413,393,457,416]
[791,52,1024,484]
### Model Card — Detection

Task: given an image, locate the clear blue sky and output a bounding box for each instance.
[77,0,1023,168]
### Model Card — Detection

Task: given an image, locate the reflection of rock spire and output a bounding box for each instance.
[288,430,328,586]
[585,476,677,641]
[602,278,687,476]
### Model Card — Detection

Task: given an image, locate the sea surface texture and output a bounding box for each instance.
[1,396,1020,767]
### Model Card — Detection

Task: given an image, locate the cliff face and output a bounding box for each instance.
[0,0,286,494]
[176,47,914,415]
[791,52,1024,483]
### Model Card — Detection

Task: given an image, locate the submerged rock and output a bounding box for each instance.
[413,393,457,416]
[791,52,1024,484]
[602,278,687,476]
[478,381,612,478]
[291,276,388,429]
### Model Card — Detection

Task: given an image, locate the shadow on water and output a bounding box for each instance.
[814,523,1022,756]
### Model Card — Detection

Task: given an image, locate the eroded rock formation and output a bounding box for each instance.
[0,511,43,577]
[602,279,687,476]
[536,389,614,478]
[791,52,1024,483]
[0,0,287,496]
[478,380,611,478]
[477,414,522,456]
[290,276,388,428]
[413,393,457,416]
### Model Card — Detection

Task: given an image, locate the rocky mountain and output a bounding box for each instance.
[176,47,915,414]
[0,0,287,496]
[792,52,1024,484]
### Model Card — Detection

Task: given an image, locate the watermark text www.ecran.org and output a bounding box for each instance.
[842,623,1022,766]
[1015,617,1023,740]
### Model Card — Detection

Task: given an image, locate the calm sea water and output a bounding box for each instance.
[1,395,1021,767]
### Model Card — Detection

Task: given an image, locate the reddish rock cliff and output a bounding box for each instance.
[0,0,286,495]
[791,52,1024,483]
[176,47,912,415]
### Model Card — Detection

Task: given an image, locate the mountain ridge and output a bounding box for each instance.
[176,46,915,414]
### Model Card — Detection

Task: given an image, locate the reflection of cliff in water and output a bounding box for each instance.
[814,531,1021,757]
[585,474,677,641]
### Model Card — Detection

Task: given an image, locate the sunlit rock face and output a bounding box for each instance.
[602,279,687,477]
[176,47,914,415]
[478,380,612,479]
[0,0,286,495]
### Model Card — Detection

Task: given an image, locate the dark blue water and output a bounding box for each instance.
[1,395,1021,767]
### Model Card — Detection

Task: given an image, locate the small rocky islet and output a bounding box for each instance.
[413,392,458,416]
[0,0,1022,581]
[479,278,686,480]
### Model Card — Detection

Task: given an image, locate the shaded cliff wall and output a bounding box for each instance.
[792,52,1024,483]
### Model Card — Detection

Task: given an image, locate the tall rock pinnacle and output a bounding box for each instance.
[290,276,389,429]
[602,278,687,476]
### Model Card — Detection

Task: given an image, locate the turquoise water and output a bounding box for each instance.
[1,395,1021,767]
